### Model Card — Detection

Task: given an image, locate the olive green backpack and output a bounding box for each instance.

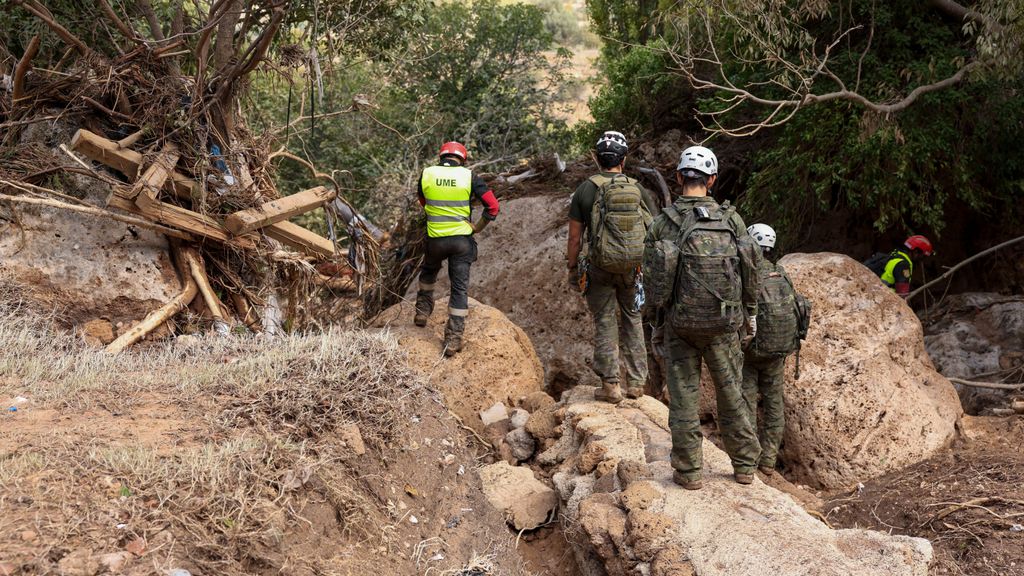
[587,174,652,274]
[643,201,744,337]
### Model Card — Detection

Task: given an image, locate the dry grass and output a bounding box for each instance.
[0,272,424,574]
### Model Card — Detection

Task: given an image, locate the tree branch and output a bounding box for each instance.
[928,0,1004,33]
[96,0,140,43]
[13,0,95,57]
[12,35,40,104]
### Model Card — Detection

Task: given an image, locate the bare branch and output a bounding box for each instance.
[12,35,40,104]
[96,0,140,43]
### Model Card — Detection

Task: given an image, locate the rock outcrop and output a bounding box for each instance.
[922,292,1024,413]
[542,387,933,576]
[774,253,962,488]
[376,297,544,433]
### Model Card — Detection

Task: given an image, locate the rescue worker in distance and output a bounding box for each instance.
[864,235,933,297]
[741,224,801,477]
[414,141,500,356]
[642,145,762,490]
[566,131,657,403]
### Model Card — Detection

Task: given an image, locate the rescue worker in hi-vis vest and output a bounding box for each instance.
[414,141,500,356]
[864,235,933,297]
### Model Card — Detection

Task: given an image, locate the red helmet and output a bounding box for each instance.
[439,141,467,161]
[904,235,933,256]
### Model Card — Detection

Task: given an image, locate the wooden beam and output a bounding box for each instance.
[128,144,179,203]
[224,186,334,235]
[71,129,196,200]
[72,129,336,258]
[265,221,337,257]
[108,189,256,249]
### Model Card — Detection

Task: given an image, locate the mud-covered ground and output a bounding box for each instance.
[825,416,1024,576]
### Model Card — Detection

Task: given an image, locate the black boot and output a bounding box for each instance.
[443,315,465,357]
[414,291,434,327]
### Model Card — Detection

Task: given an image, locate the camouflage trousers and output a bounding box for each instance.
[741,354,786,469]
[663,329,760,481]
[584,266,648,388]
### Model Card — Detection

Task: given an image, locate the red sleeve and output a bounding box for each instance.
[894,282,910,296]
[480,190,499,220]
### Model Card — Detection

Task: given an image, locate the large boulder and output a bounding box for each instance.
[922,293,1024,413]
[542,387,933,576]
[776,253,961,488]
[0,119,181,326]
[375,297,544,434]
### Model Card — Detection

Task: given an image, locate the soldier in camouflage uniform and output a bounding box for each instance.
[567,131,658,402]
[645,146,762,489]
[742,224,798,476]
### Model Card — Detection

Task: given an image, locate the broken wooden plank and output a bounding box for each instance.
[73,129,336,258]
[224,186,334,235]
[71,129,196,200]
[128,143,179,203]
[108,190,256,249]
[265,221,338,257]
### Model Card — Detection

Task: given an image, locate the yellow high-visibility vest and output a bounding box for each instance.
[880,250,913,287]
[421,165,473,238]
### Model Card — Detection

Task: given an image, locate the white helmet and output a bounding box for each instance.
[677,145,718,176]
[747,223,776,249]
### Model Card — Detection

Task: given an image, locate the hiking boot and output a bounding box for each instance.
[758,465,775,477]
[594,381,623,404]
[624,384,644,399]
[443,315,465,357]
[414,291,434,327]
[672,470,703,490]
[734,472,755,485]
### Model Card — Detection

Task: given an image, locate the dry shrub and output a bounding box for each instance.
[0,276,424,573]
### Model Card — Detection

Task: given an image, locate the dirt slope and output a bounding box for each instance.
[0,302,529,575]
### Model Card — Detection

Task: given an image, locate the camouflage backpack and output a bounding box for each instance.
[643,201,744,337]
[587,174,652,274]
[752,261,799,358]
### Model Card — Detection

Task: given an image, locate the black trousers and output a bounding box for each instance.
[418,235,478,312]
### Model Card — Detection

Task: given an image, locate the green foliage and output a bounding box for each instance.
[252,0,572,222]
[733,1,1024,238]
[582,39,680,139]
[585,0,663,57]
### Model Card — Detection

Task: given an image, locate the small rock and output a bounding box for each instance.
[498,442,517,464]
[57,549,100,576]
[20,530,37,541]
[99,551,133,572]
[525,406,559,440]
[521,391,556,413]
[338,423,366,456]
[124,536,146,555]
[617,459,651,488]
[410,515,419,524]
[81,318,115,346]
[509,408,530,430]
[621,481,662,511]
[479,402,509,426]
[504,427,537,461]
[167,570,192,576]
[627,510,676,562]
[479,462,557,531]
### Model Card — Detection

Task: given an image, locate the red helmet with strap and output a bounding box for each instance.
[904,235,933,256]
[439,141,467,161]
